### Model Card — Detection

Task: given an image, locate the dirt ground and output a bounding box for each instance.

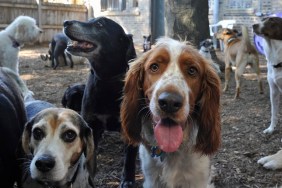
[18,43,282,188]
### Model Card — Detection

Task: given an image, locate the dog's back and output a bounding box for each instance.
[0,68,27,188]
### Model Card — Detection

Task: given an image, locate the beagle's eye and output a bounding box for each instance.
[150,63,159,72]
[33,128,45,141]
[62,130,77,143]
[187,66,198,76]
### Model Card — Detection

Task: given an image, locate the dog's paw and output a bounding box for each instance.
[263,127,274,134]
[258,150,282,170]
[258,156,271,165]
[120,181,135,188]
[258,156,282,170]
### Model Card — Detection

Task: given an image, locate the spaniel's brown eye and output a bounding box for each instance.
[33,128,45,141]
[188,66,198,76]
[150,63,159,72]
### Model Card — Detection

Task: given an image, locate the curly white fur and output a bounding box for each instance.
[0,16,42,74]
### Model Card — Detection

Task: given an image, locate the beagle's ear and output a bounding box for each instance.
[80,118,96,176]
[121,52,149,145]
[195,60,221,155]
[22,119,34,155]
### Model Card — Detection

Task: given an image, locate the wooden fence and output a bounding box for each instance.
[0,0,88,43]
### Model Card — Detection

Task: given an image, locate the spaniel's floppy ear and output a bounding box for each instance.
[79,117,96,176]
[195,61,221,155]
[121,52,148,145]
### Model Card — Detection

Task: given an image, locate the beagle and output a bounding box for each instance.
[21,108,96,188]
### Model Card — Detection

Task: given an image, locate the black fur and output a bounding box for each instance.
[64,17,138,187]
[0,68,27,188]
[61,83,85,113]
[50,33,68,69]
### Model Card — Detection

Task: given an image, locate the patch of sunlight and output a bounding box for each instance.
[21,74,38,81]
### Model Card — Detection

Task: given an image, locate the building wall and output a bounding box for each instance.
[209,0,282,45]
[92,0,151,45]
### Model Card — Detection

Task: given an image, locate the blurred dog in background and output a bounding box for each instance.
[40,33,87,69]
[0,16,42,74]
[216,26,263,98]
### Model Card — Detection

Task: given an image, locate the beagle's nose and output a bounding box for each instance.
[158,92,183,113]
[35,155,55,172]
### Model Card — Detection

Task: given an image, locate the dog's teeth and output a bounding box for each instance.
[72,41,79,47]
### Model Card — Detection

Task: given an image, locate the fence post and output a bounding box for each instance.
[37,0,43,43]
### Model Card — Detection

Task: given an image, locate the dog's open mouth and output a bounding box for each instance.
[67,40,97,53]
[153,118,183,153]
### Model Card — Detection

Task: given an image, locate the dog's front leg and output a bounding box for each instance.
[120,145,138,188]
[264,78,280,134]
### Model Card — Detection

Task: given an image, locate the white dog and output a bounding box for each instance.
[0,67,33,100]
[199,39,221,74]
[0,16,42,74]
[253,17,282,170]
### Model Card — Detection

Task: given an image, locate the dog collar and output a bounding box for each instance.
[142,136,166,162]
[66,162,80,188]
[273,62,282,68]
[227,37,237,44]
[8,35,20,48]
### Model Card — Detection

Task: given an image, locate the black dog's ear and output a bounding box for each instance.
[22,119,34,155]
[147,35,151,41]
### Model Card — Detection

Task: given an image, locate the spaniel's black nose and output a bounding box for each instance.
[35,155,55,172]
[158,92,183,113]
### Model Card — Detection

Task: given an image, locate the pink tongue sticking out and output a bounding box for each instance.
[154,119,183,153]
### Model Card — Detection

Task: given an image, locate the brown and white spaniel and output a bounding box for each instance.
[121,37,221,187]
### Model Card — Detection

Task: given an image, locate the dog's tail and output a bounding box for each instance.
[241,25,253,48]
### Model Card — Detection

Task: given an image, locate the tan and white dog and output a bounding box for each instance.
[22,108,96,188]
[216,26,263,98]
[0,16,42,74]
[253,17,282,170]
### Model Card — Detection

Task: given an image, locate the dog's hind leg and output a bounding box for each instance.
[51,40,56,68]
[223,63,232,92]
[234,61,247,99]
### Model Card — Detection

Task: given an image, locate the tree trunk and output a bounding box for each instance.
[165,0,210,47]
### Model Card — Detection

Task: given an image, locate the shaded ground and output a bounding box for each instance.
[19,44,282,188]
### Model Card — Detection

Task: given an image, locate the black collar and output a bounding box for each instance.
[8,35,20,48]
[273,62,282,68]
[66,162,80,188]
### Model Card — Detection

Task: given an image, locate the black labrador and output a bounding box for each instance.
[0,68,27,188]
[64,17,138,187]
[61,83,86,113]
